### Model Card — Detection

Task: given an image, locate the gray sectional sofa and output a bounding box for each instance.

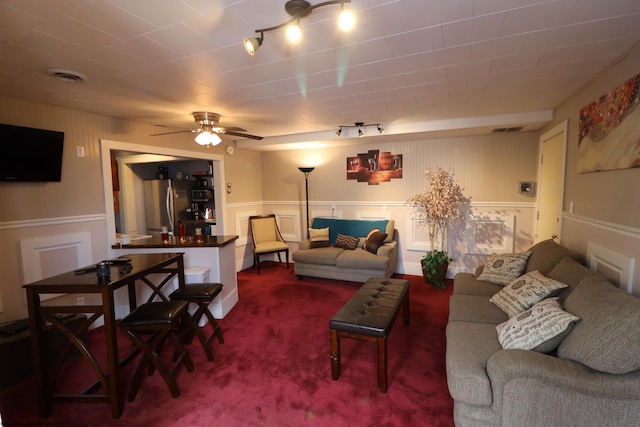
[446,239,640,427]
[292,218,398,283]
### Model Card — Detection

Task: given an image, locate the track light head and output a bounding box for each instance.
[358,128,364,137]
[377,125,385,134]
[243,35,263,55]
[335,127,342,137]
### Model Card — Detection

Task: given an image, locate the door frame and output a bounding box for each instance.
[535,120,568,243]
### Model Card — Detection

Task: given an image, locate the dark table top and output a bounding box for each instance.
[22,253,184,292]
[112,235,238,249]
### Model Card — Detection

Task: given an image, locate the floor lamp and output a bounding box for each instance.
[298,167,314,239]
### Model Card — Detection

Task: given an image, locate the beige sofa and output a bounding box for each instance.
[446,239,640,427]
[292,218,398,283]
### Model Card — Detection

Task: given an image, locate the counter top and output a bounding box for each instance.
[112,235,238,249]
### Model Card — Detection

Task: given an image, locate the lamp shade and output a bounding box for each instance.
[195,131,222,146]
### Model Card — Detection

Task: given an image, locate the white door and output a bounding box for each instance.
[535,121,567,243]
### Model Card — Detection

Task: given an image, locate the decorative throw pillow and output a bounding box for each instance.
[333,234,359,250]
[496,298,580,353]
[489,270,568,317]
[308,227,330,248]
[477,251,532,286]
[363,228,388,254]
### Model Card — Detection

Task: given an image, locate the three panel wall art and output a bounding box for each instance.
[346,149,402,185]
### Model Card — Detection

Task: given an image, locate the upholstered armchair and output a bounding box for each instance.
[248,214,289,274]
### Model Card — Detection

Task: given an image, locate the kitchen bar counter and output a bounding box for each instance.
[109,235,239,319]
[112,234,237,249]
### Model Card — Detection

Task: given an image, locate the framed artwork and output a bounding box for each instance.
[346,149,402,185]
[577,73,640,173]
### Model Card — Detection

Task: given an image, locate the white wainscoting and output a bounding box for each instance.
[235,210,257,247]
[406,213,441,252]
[355,210,393,221]
[587,241,636,293]
[273,209,301,242]
[465,214,515,254]
[19,232,93,301]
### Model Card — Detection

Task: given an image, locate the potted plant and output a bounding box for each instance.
[408,167,469,289]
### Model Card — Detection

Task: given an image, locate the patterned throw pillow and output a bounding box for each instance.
[496,298,580,353]
[489,270,568,317]
[333,234,359,250]
[477,251,532,286]
[308,227,330,248]
[363,228,388,254]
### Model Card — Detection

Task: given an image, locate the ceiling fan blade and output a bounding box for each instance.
[221,130,264,140]
[215,126,247,132]
[150,129,194,136]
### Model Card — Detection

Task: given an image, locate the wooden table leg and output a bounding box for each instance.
[102,287,123,419]
[377,336,388,393]
[26,289,51,418]
[403,288,410,326]
[330,329,340,380]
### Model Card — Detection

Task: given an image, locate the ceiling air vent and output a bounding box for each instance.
[492,126,524,133]
[46,68,87,83]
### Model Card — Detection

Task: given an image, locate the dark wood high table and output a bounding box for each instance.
[23,252,186,419]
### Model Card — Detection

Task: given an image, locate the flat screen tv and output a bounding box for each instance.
[0,123,64,182]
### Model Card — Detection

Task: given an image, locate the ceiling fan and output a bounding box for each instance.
[151,112,263,144]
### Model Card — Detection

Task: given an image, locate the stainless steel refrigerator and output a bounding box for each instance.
[143,179,192,234]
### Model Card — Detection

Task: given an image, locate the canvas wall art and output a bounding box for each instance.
[346,149,402,185]
[577,73,640,173]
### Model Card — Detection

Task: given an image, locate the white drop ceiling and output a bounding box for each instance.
[1,0,639,150]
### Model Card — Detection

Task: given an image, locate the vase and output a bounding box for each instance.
[422,261,449,288]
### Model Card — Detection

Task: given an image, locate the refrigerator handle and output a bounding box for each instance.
[166,182,174,233]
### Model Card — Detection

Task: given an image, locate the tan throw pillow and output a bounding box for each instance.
[496,298,580,353]
[363,228,388,254]
[333,234,359,250]
[308,227,330,248]
[477,251,532,286]
[489,270,568,317]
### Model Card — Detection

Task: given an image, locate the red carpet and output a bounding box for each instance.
[0,263,454,426]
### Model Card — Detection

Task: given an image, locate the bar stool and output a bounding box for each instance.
[118,301,194,401]
[169,283,225,361]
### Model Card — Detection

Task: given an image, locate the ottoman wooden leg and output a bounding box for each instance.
[377,336,388,393]
[330,329,341,380]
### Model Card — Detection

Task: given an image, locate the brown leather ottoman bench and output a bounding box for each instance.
[329,277,410,392]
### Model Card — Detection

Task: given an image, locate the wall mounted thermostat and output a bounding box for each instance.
[519,181,536,195]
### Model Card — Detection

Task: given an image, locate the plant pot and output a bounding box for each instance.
[422,260,449,289]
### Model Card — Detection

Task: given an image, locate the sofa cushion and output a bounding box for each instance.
[496,297,579,353]
[452,273,503,297]
[489,270,568,317]
[336,248,389,270]
[524,239,578,275]
[558,273,640,374]
[446,322,501,406]
[449,295,508,324]
[363,229,387,254]
[333,234,359,250]
[309,227,330,248]
[291,246,344,265]
[546,256,592,302]
[477,252,532,286]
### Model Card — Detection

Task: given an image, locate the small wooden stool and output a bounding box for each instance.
[169,283,224,361]
[119,301,194,401]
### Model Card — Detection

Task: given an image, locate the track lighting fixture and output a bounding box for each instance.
[244,0,354,55]
[335,122,385,138]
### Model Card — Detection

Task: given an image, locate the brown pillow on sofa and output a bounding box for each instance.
[333,234,359,250]
[363,229,387,254]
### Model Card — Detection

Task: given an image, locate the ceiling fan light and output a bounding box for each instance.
[195,131,222,146]
[338,9,355,32]
[286,21,302,43]
[244,36,263,55]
